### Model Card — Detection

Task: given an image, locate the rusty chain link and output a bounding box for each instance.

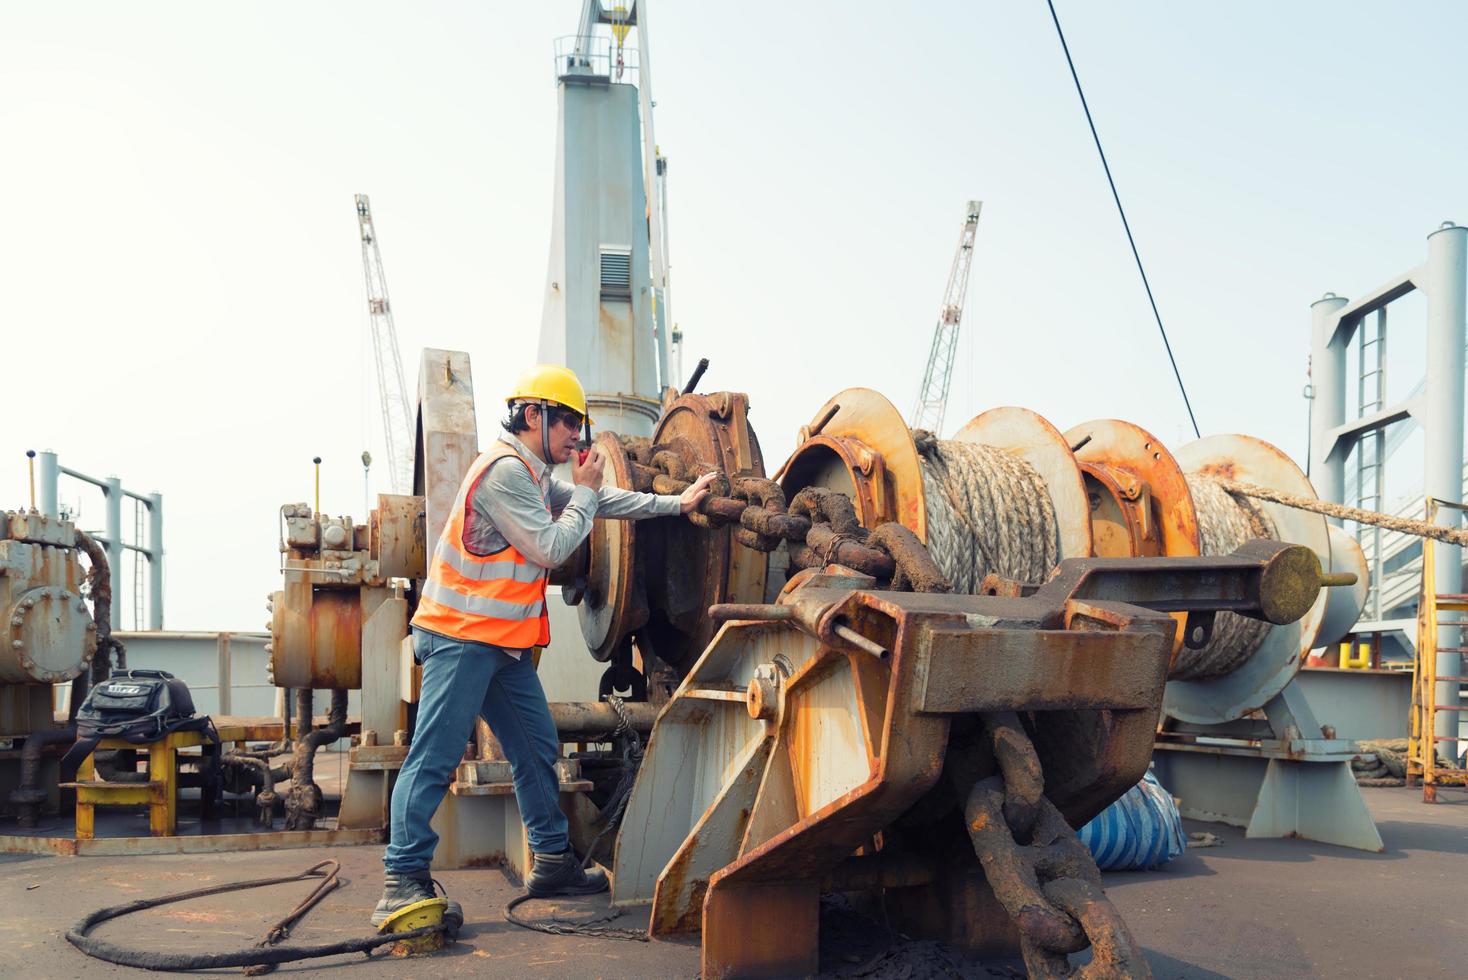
[615,440,952,592]
[963,712,1152,979]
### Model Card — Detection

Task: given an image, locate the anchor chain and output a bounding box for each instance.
[616,440,951,592]
[963,712,1151,979]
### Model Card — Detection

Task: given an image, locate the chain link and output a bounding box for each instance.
[963,712,1152,979]
[616,439,953,592]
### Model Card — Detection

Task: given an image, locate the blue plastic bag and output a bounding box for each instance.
[1077,770,1185,870]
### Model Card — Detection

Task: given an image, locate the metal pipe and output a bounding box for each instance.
[67,663,90,724]
[38,450,59,518]
[1309,293,1349,511]
[74,529,122,682]
[832,622,889,661]
[284,689,346,831]
[681,357,709,395]
[547,700,659,735]
[103,477,123,629]
[10,726,76,827]
[709,603,795,622]
[1426,222,1467,760]
[222,752,277,828]
[94,750,149,784]
[147,493,163,629]
[294,689,313,740]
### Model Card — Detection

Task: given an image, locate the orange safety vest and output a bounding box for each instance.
[411,443,552,648]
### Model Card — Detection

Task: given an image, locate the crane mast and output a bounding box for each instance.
[355,194,413,494]
[910,200,983,434]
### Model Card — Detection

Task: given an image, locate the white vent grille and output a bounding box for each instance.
[600,247,632,298]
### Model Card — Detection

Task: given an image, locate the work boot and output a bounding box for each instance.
[525,849,609,898]
[371,871,464,937]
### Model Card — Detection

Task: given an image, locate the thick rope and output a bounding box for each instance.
[1171,477,1278,680]
[1218,479,1468,548]
[913,432,1059,594]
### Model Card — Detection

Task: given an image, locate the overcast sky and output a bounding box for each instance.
[3,2,1465,631]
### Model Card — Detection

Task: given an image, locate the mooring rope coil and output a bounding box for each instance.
[1171,477,1279,680]
[913,432,1059,594]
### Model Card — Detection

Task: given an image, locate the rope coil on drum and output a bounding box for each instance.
[1172,476,1279,680]
[913,431,1059,594]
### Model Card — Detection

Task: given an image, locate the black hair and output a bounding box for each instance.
[503,401,579,435]
[503,401,532,434]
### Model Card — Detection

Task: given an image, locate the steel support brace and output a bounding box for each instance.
[1154,680,1383,852]
[430,779,592,881]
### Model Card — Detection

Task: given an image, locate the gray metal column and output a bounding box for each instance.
[1310,293,1350,513]
[1425,222,1467,758]
[148,492,164,630]
[104,476,123,629]
[37,451,59,518]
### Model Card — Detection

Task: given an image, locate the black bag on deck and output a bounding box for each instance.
[61,669,218,776]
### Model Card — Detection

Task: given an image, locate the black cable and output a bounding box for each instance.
[1045,0,1201,440]
[66,861,447,971]
[504,723,648,943]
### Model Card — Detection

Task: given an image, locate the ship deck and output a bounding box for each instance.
[2,785,1463,979]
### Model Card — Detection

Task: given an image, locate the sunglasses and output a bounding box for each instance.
[549,407,584,431]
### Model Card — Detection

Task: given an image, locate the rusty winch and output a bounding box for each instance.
[560,385,1361,976]
[258,351,1359,977]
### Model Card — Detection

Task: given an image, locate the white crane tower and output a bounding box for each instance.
[910,201,983,434]
[355,194,413,494]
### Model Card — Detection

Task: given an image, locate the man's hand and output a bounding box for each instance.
[680,472,717,515]
[571,445,605,492]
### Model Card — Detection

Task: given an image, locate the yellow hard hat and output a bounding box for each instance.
[507,364,592,422]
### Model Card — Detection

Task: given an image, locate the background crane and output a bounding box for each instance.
[909,200,983,434]
[355,193,413,494]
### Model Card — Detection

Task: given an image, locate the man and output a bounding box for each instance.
[373,364,715,928]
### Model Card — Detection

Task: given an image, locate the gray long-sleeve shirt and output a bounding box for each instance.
[463,429,682,565]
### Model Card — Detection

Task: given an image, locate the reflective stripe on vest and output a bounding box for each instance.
[430,539,546,584]
[420,579,545,621]
[409,443,552,648]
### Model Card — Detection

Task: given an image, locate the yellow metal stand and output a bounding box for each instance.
[64,729,215,838]
[1408,497,1468,801]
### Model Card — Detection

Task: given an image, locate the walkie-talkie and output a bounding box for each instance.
[577,417,594,464]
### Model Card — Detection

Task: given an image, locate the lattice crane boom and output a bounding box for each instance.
[910,200,983,434]
[355,194,413,495]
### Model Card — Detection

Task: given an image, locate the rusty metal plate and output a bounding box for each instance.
[375,493,427,579]
[914,625,1170,713]
[414,349,478,549]
[1066,419,1199,560]
[578,433,646,659]
[953,407,1093,561]
[1167,434,1331,725]
[1067,419,1198,663]
[780,388,927,540]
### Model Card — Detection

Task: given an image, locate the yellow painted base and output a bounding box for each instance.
[377,897,447,956]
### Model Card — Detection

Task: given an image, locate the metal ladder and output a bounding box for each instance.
[1408,497,1468,801]
[1356,308,1388,619]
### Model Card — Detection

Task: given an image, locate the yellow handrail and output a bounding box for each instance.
[1412,496,1468,802]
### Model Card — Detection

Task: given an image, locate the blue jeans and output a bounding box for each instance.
[382,627,568,874]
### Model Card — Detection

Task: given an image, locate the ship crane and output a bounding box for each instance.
[909,200,982,433]
[355,194,413,494]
